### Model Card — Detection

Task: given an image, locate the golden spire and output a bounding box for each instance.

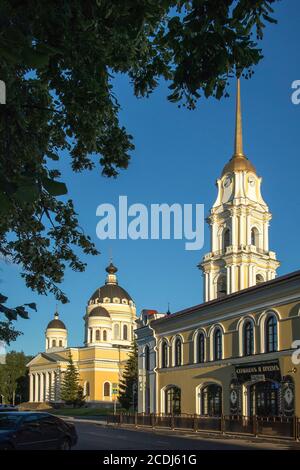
[234,78,244,157]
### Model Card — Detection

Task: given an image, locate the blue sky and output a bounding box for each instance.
[2,1,300,355]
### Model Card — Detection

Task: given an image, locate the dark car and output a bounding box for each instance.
[0,412,77,450]
[0,405,18,412]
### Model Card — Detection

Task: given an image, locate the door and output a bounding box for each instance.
[250,381,280,417]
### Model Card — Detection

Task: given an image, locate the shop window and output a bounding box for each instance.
[165,386,181,415]
[201,384,222,416]
[250,381,280,417]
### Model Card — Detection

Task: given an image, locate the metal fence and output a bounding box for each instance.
[107,413,300,441]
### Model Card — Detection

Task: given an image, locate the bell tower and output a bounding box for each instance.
[200,79,280,302]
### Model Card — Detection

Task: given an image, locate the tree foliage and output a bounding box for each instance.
[0,1,278,333]
[0,350,33,404]
[119,340,138,410]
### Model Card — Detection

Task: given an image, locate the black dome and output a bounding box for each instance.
[89,306,110,318]
[47,318,66,330]
[89,284,132,304]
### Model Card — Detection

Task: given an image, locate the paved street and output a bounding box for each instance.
[72,421,295,450]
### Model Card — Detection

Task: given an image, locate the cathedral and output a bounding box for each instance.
[27,262,136,404]
[136,80,300,418]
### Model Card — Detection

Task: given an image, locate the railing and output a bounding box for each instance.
[107,413,300,441]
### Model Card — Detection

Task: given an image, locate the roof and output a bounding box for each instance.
[46,318,66,330]
[89,284,132,303]
[89,306,110,318]
[221,154,256,176]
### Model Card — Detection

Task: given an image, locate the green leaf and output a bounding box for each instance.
[24,303,37,312]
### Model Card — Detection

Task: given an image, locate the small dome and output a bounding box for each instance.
[106,262,118,275]
[89,306,110,318]
[47,312,66,330]
[221,154,256,176]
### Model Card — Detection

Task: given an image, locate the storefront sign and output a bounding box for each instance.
[235,360,281,383]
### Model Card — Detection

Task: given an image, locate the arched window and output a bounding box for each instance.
[52,339,56,348]
[104,382,110,397]
[85,382,90,397]
[251,227,259,248]
[145,345,150,371]
[174,337,182,367]
[59,340,63,347]
[95,330,100,341]
[197,332,205,363]
[201,384,222,416]
[161,340,168,368]
[165,386,181,415]
[256,274,264,285]
[213,328,222,361]
[217,275,227,298]
[90,329,93,343]
[123,324,128,340]
[266,315,278,353]
[114,324,120,339]
[243,320,254,356]
[103,330,107,341]
[223,228,230,251]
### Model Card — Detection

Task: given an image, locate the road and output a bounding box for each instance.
[72,421,294,450]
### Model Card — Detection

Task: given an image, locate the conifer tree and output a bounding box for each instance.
[60,352,83,406]
[119,340,138,411]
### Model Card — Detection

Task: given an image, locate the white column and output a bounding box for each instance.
[29,374,34,402]
[51,371,56,401]
[232,212,236,247]
[226,266,231,294]
[231,265,236,293]
[45,372,50,402]
[39,373,44,402]
[34,373,39,402]
[263,222,269,252]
